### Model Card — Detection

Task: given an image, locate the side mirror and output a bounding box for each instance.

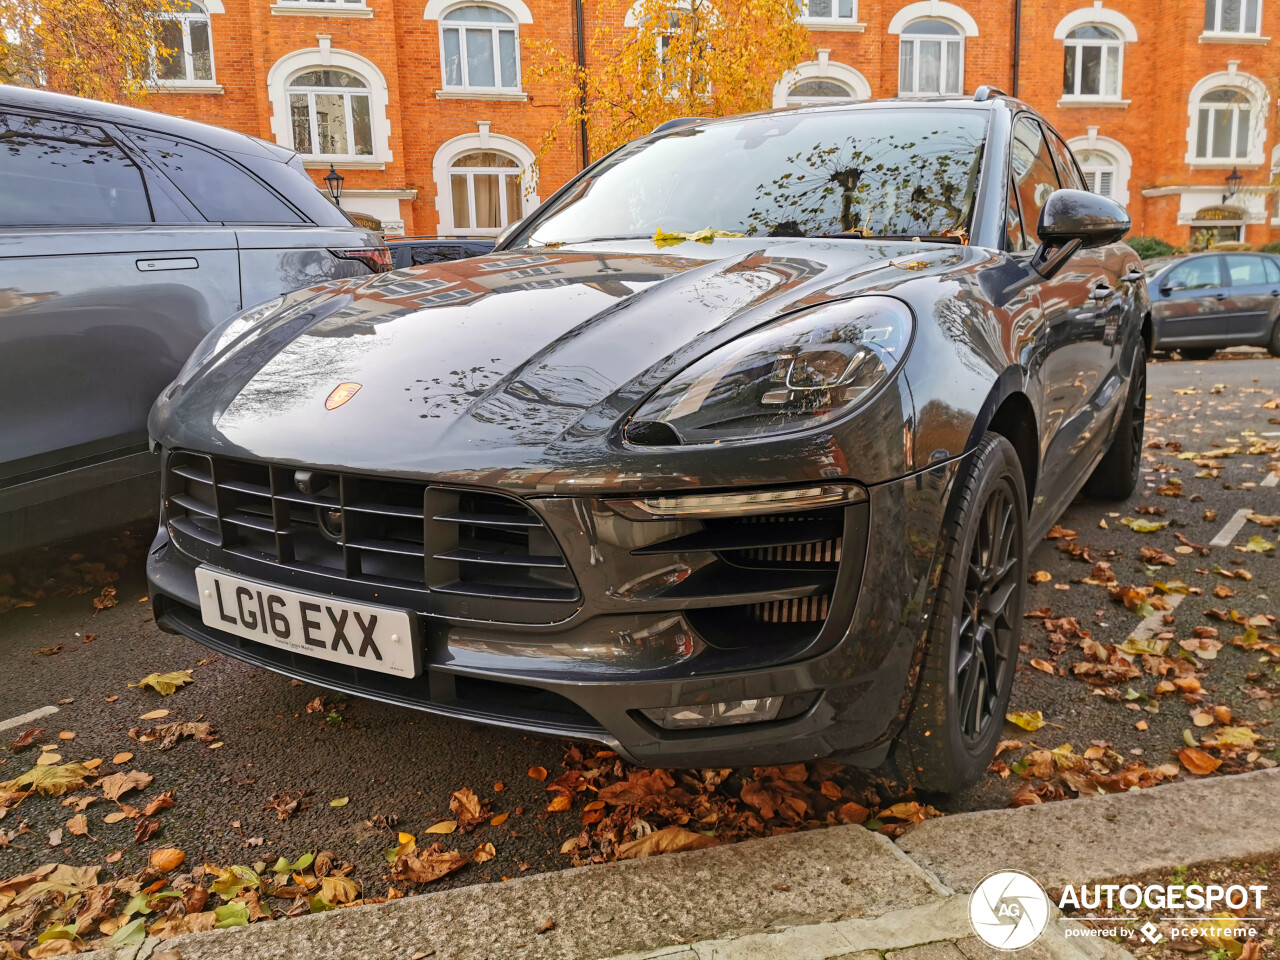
[1160,280,1185,295]
[1037,188,1131,249]
[1023,189,1132,284]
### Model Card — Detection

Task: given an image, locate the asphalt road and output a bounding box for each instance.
[1,352,1277,890]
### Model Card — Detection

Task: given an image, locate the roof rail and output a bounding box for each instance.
[651,116,706,134]
[972,86,1008,102]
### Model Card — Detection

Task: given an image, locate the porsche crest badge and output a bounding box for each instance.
[325,382,362,410]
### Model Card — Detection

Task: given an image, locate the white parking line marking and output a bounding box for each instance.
[1261,432,1280,437]
[1209,508,1254,548]
[0,704,59,735]
[1263,472,1279,488]
[1130,593,1185,641]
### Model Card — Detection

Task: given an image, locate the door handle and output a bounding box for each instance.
[137,257,198,272]
[1215,292,1228,301]
[1122,268,1143,282]
[1271,290,1279,297]
[1089,285,1114,301]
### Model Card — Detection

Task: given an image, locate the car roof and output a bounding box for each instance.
[0,85,295,163]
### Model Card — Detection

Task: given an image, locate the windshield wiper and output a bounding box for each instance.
[807,233,966,244]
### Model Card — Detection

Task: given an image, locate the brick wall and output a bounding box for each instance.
[144,0,1280,246]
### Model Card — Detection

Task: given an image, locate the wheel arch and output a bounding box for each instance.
[966,370,1039,511]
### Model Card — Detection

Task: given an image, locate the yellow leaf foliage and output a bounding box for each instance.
[529,0,811,163]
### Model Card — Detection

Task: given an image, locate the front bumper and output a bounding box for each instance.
[148,458,964,768]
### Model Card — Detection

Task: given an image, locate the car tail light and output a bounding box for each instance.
[332,247,393,274]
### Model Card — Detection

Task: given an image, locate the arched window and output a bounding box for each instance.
[154,1,214,84]
[1076,149,1117,197]
[786,78,854,106]
[1204,0,1261,35]
[899,20,963,97]
[450,151,523,232]
[287,69,373,158]
[1195,88,1252,161]
[441,5,520,91]
[1062,25,1122,99]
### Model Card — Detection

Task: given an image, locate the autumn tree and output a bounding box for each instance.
[0,0,182,103]
[530,0,811,163]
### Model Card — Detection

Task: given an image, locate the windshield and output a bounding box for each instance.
[514,109,988,246]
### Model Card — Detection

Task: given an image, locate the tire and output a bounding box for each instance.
[1267,319,1280,358]
[892,433,1027,794]
[1083,341,1147,501]
[1178,347,1217,360]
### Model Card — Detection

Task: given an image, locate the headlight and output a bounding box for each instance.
[626,296,913,444]
[173,295,286,388]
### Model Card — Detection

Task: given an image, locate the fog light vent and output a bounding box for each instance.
[641,697,783,730]
[752,595,831,623]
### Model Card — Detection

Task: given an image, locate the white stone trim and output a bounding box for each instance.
[1183,65,1271,167]
[887,1,978,37]
[271,4,374,16]
[431,127,539,236]
[203,0,224,11]
[1052,2,1137,43]
[1067,128,1132,207]
[773,53,871,108]
[424,0,532,23]
[266,47,393,164]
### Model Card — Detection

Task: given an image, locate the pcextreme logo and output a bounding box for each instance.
[969,870,1051,950]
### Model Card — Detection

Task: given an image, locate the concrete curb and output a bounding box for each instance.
[79,768,1280,960]
[898,767,1280,892]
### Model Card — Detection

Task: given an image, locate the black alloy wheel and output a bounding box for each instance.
[956,484,1019,742]
[894,432,1027,793]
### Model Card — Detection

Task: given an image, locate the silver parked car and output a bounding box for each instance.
[1145,251,1280,359]
[0,87,390,554]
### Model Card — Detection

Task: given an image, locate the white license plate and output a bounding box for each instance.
[194,566,419,678]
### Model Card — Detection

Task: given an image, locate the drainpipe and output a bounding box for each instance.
[575,0,589,168]
[1013,0,1024,97]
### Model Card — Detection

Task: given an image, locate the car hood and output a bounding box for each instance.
[152,238,967,478]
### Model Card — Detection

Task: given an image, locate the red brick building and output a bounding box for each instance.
[145,0,1279,246]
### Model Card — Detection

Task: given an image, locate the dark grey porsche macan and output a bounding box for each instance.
[147,91,1148,791]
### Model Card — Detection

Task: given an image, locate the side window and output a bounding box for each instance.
[1224,254,1267,286]
[0,113,153,226]
[1005,172,1027,252]
[1167,257,1222,290]
[1009,118,1060,245]
[1046,132,1086,192]
[1263,258,1280,284]
[131,133,301,224]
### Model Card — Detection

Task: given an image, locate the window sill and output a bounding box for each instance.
[302,159,386,170]
[435,89,528,101]
[1183,158,1262,170]
[148,82,224,94]
[1199,32,1268,44]
[799,19,866,31]
[1056,97,1129,108]
[270,3,373,16]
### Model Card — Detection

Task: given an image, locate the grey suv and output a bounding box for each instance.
[0,87,389,553]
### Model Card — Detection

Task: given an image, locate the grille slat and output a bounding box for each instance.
[165,452,579,606]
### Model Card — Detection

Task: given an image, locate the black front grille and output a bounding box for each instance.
[165,452,577,603]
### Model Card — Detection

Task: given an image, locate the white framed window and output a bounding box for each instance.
[1204,0,1261,35]
[786,78,854,106]
[441,5,520,91]
[287,69,373,158]
[1076,149,1117,197]
[153,1,215,85]
[449,150,523,233]
[1062,25,1122,99]
[1195,88,1252,160]
[898,19,963,96]
[797,0,857,25]
[279,0,366,4]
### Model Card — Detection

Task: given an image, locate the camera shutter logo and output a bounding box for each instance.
[969,870,1051,950]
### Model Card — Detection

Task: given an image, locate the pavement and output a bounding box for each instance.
[72,766,1280,960]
